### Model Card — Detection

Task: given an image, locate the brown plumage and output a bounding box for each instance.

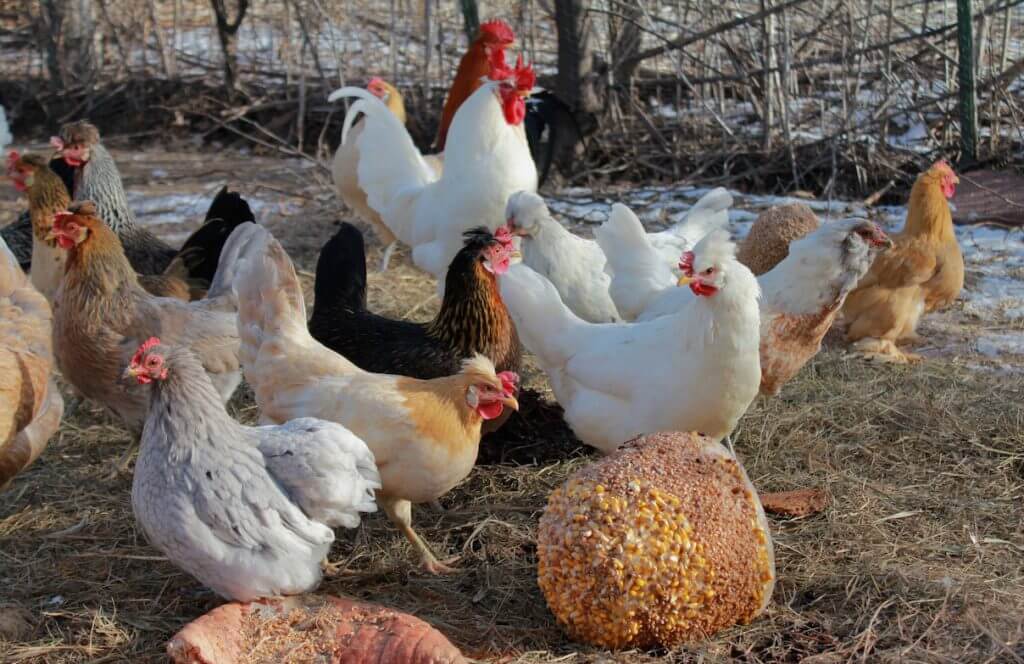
[12,153,193,302]
[0,234,63,488]
[841,161,964,363]
[50,202,258,432]
[737,203,820,276]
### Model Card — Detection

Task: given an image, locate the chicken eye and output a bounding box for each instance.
[146,357,159,367]
[703,267,714,275]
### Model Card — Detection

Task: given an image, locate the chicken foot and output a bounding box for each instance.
[380,496,460,574]
[379,241,398,272]
[849,337,922,364]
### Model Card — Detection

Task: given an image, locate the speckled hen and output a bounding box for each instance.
[127,339,380,601]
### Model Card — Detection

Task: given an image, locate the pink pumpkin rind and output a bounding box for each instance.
[166,595,466,664]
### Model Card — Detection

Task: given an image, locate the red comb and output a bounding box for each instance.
[479,19,515,45]
[367,77,384,88]
[487,47,512,80]
[6,150,19,170]
[131,337,162,365]
[497,370,519,394]
[49,136,64,151]
[494,225,514,247]
[678,250,695,276]
[513,54,535,92]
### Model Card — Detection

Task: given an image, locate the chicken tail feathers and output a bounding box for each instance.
[207,222,272,300]
[311,222,367,320]
[167,188,257,285]
[331,86,434,247]
[667,187,732,246]
[236,233,311,371]
[595,203,668,319]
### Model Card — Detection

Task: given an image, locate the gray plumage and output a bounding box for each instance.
[132,343,380,602]
[76,143,177,274]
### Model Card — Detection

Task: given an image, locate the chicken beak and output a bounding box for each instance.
[677,275,694,287]
[502,394,520,412]
[44,229,58,243]
[122,365,140,382]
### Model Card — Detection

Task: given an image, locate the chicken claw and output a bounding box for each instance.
[381,496,459,575]
[850,338,920,365]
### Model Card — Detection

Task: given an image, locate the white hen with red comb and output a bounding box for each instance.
[500,230,761,454]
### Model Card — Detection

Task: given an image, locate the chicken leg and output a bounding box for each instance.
[850,337,922,364]
[380,495,459,574]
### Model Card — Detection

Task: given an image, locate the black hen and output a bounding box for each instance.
[170,187,256,284]
[309,222,521,381]
[1,156,73,269]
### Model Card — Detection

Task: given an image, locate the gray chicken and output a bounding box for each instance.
[125,338,380,601]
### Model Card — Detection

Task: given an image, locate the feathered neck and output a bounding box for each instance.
[146,348,232,441]
[64,219,139,295]
[436,40,491,150]
[27,169,70,241]
[428,256,514,354]
[681,265,761,349]
[904,175,954,241]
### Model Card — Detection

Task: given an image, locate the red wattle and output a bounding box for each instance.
[502,97,526,125]
[690,281,719,297]
[56,235,75,250]
[476,401,504,420]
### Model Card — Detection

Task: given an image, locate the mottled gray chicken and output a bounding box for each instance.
[126,339,380,601]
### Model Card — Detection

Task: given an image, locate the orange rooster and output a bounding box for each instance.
[841,161,964,363]
[435,19,515,151]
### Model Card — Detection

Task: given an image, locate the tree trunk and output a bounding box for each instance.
[36,0,98,89]
[554,0,603,127]
[210,0,250,98]
[459,0,480,45]
[609,1,643,87]
[956,0,977,162]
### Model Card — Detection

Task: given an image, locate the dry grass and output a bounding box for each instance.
[2,147,1023,663]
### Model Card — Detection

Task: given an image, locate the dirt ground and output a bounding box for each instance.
[1,143,1022,663]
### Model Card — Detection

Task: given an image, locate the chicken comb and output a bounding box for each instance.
[131,337,162,365]
[493,225,514,247]
[6,150,19,171]
[487,47,513,81]
[513,54,536,92]
[479,19,515,45]
[930,159,955,175]
[497,370,519,395]
[678,250,695,276]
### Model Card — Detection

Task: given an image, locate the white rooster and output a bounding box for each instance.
[500,230,761,454]
[329,52,537,281]
[627,219,892,396]
[594,187,732,320]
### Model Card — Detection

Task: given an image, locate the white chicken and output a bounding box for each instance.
[627,219,892,396]
[125,337,380,601]
[500,230,761,454]
[329,52,537,281]
[594,188,732,320]
[505,191,620,323]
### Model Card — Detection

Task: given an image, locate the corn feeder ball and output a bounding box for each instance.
[537,431,775,649]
